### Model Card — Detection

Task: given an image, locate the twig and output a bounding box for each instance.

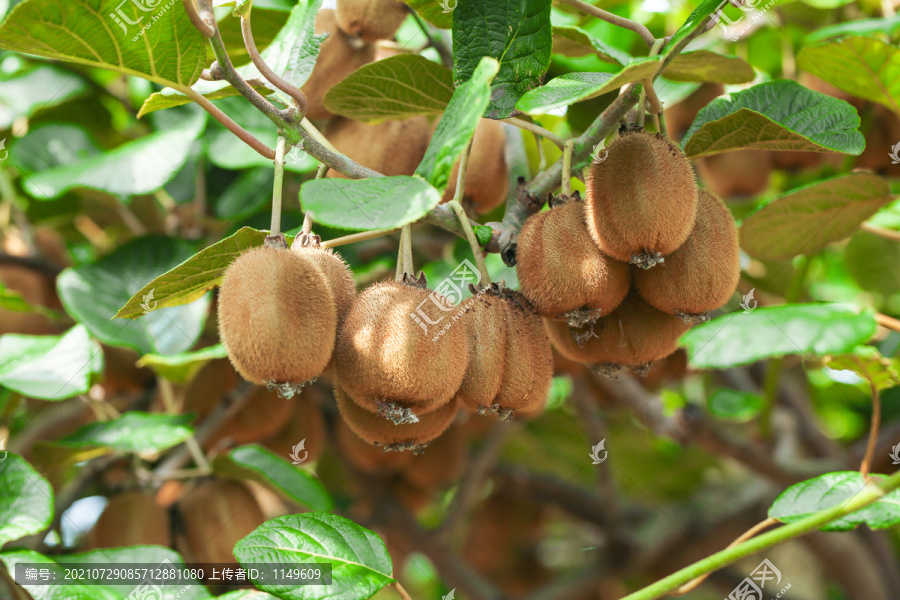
[858,358,881,480]
[241,11,308,118]
[181,0,214,37]
[409,9,453,68]
[0,253,63,276]
[559,0,656,47]
[561,138,575,197]
[181,87,275,159]
[321,227,402,249]
[502,117,566,149]
[271,136,287,236]
[393,582,414,600]
[875,313,900,333]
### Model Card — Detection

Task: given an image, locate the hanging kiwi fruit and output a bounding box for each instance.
[441,119,509,214]
[88,491,171,549]
[325,116,432,177]
[334,0,409,42]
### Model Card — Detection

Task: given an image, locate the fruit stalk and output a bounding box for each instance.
[561,138,575,197]
[271,136,287,237]
[502,117,566,149]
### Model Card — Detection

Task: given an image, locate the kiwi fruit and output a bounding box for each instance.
[456,289,509,413]
[178,480,265,565]
[334,0,408,42]
[515,196,630,325]
[633,189,740,318]
[334,383,458,451]
[183,359,293,449]
[302,10,376,120]
[335,418,413,474]
[334,280,469,419]
[290,239,357,323]
[544,292,691,372]
[441,119,509,214]
[584,130,699,268]
[500,293,553,419]
[89,491,170,548]
[325,116,432,178]
[696,150,772,199]
[217,246,337,392]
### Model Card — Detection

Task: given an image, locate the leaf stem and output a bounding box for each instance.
[450,200,491,286]
[393,581,415,600]
[271,136,287,236]
[502,117,566,149]
[181,0,214,37]
[875,313,900,334]
[241,11,308,118]
[180,87,275,159]
[558,0,656,47]
[561,138,575,197]
[858,357,881,480]
[861,222,900,242]
[322,227,402,249]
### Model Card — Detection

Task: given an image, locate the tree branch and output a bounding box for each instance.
[559,0,656,47]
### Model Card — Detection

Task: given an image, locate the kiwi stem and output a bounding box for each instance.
[180,87,275,159]
[561,138,575,197]
[271,136,287,237]
[322,226,402,249]
[397,224,413,280]
[875,312,900,333]
[181,0,214,37]
[449,201,492,286]
[857,357,880,480]
[861,222,900,242]
[392,582,414,600]
[502,117,566,150]
[241,11,309,118]
[657,109,669,140]
[559,0,656,47]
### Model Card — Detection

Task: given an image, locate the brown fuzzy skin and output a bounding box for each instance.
[217,246,337,385]
[89,492,170,549]
[545,292,691,367]
[260,385,326,463]
[325,116,432,178]
[334,384,457,447]
[183,359,293,449]
[696,150,772,199]
[334,280,469,414]
[402,423,466,489]
[456,292,509,412]
[291,245,357,323]
[504,295,553,417]
[585,131,698,262]
[441,119,509,214]
[334,0,408,42]
[178,480,265,565]
[335,418,413,474]
[302,10,376,120]
[634,189,740,315]
[515,198,631,319]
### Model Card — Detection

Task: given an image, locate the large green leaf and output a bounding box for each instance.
[798,36,900,115]
[683,79,865,158]
[136,344,228,384]
[403,0,453,29]
[452,0,552,119]
[769,471,900,531]
[0,325,103,400]
[516,59,661,114]
[416,57,499,191]
[0,0,206,90]
[0,455,53,547]
[681,304,877,369]
[23,110,206,199]
[60,412,194,454]
[551,26,631,65]
[822,346,900,392]
[7,124,100,173]
[324,54,454,123]
[139,0,324,115]
[214,444,334,511]
[740,173,893,260]
[662,50,755,84]
[0,66,88,128]
[115,227,276,319]
[663,0,723,58]
[58,236,210,356]
[301,176,442,231]
[804,15,900,43]
[234,513,394,600]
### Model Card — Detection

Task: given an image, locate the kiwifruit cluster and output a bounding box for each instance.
[334,0,408,42]
[325,116,432,177]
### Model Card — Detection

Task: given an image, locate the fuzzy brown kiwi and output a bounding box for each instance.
[402,423,466,490]
[290,239,357,323]
[334,280,469,418]
[633,189,740,318]
[584,130,699,268]
[325,116,432,178]
[456,288,509,413]
[217,246,337,390]
[89,491,170,549]
[182,359,293,449]
[515,196,630,326]
[302,10,376,120]
[334,0,408,42]
[441,119,509,214]
[334,384,457,451]
[696,150,772,199]
[178,480,265,565]
[335,418,413,474]
[544,292,691,371]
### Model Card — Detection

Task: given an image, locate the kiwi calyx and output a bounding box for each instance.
[588,362,628,378]
[266,379,315,399]
[377,401,420,425]
[676,311,710,324]
[630,251,665,269]
[400,271,428,289]
[562,306,603,329]
[290,233,323,249]
[379,441,427,454]
[264,233,288,249]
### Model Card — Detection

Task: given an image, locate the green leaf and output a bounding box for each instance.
[214,444,334,511]
[822,346,900,391]
[804,15,900,43]
[0,455,53,547]
[416,57,499,191]
[707,389,765,422]
[0,325,103,400]
[681,304,877,369]
[0,66,88,129]
[324,54,454,123]
[59,236,210,355]
[23,110,206,199]
[545,375,573,411]
[234,513,394,600]
[516,59,661,114]
[740,173,892,261]
[115,227,274,319]
[551,26,631,65]
[403,0,453,29]
[683,80,866,158]
[769,471,900,531]
[301,176,442,231]
[798,36,900,114]
[0,0,206,90]
[664,0,723,58]
[60,412,194,454]
[452,0,552,119]
[136,344,228,384]
[7,124,100,173]
[662,50,755,84]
